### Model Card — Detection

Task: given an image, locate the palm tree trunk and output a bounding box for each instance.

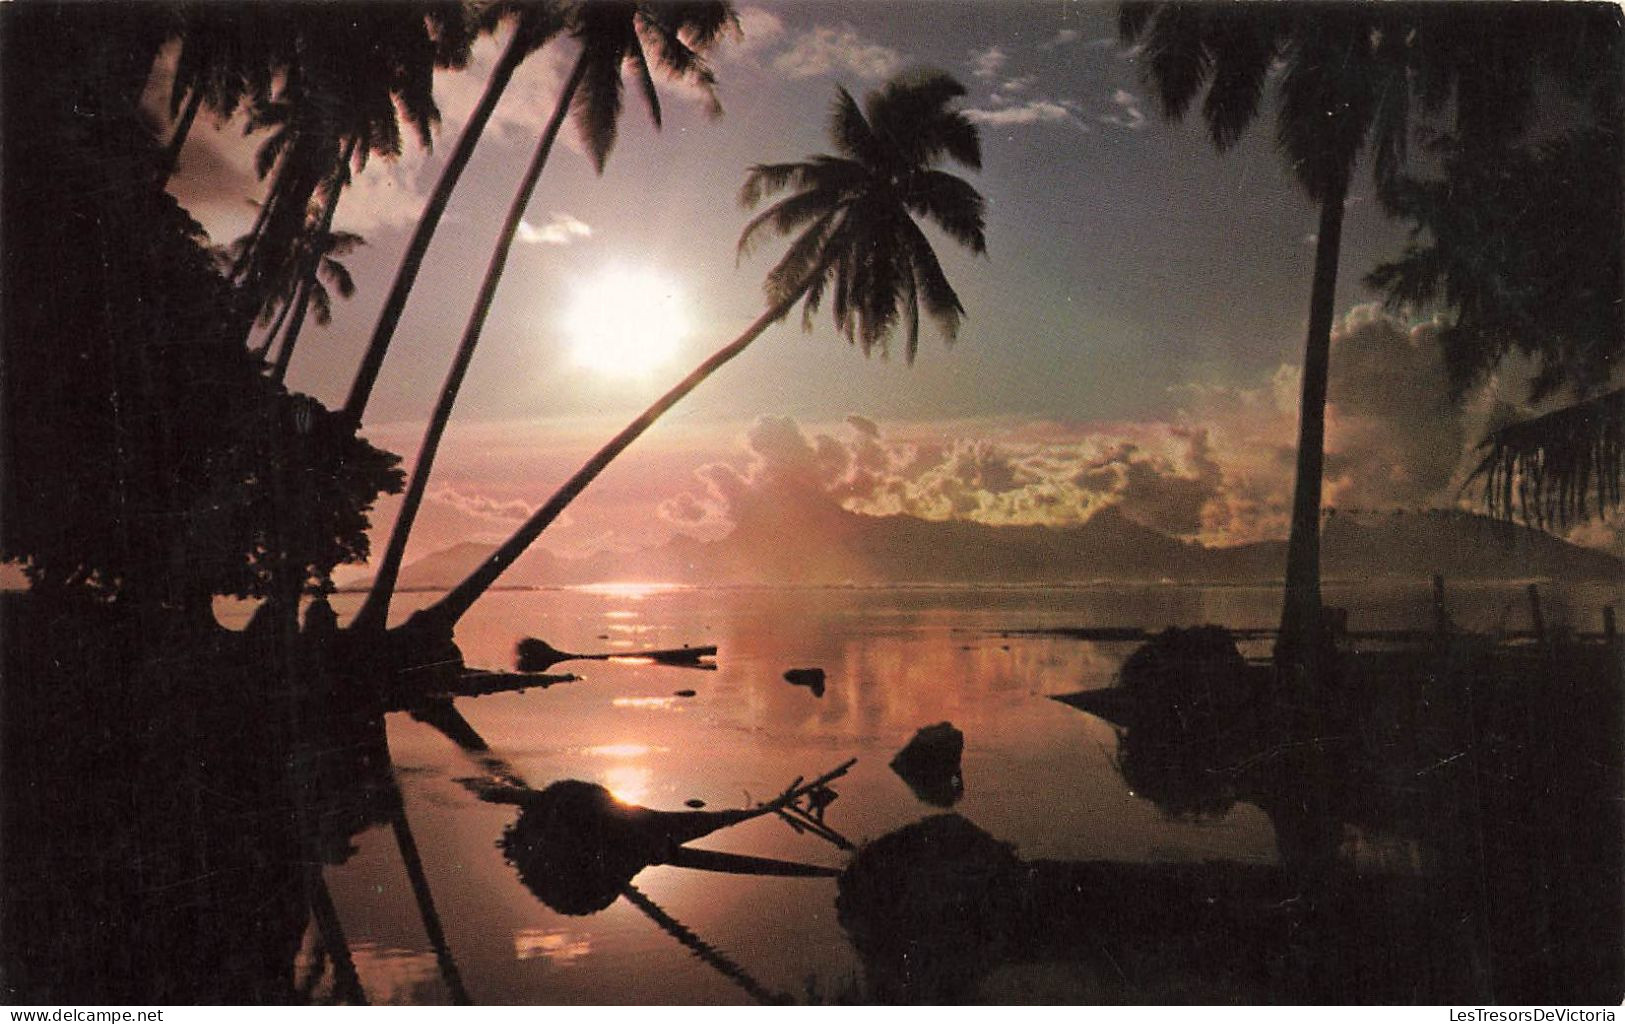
[388,793,472,1004]
[418,277,818,633]
[158,88,202,188]
[351,54,590,634]
[269,277,309,381]
[343,30,532,426]
[255,291,296,359]
[1275,174,1348,678]
[230,176,278,284]
[271,139,355,383]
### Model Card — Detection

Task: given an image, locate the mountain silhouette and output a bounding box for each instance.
[358,505,1620,591]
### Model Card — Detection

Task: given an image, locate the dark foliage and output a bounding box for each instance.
[1,5,402,613]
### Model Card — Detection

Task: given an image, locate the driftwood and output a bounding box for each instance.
[516,637,716,672]
[493,758,857,915]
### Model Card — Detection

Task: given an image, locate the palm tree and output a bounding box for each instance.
[406,69,986,636]
[1120,3,1423,675]
[343,1,568,424]
[266,206,365,383]
[157,3,293,187]
[229,3,471,327]
[1122,2,1615,674]
[231,202,363,377]
[351,0,737,633]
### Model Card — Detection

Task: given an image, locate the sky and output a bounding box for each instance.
[156,0,1611,572]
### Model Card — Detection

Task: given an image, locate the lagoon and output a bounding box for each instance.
[213,579,1620,1004]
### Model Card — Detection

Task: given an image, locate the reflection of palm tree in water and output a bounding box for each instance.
[621,884,791,1005]
[289,712,471,1004]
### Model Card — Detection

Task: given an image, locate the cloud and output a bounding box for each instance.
[518,212,593,246]
[965,99,1078,127]
[665,415,1230,542]
[773,26,902,80]
[645,307,1523,552]
[428,485,535,523]
[996,74,1038,97]
[1099,88,1147,130]
[1044,29,1081,48]
[730,6,786,56]
[970,45,1007,80]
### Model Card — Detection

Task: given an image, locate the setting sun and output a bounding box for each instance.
[562,267,687,378]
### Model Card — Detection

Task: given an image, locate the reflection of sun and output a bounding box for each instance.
[574,581,689,600]
[602,765,651,806]
[563,267,687,378]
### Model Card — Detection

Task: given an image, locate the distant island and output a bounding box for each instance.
[361,506,1623,592]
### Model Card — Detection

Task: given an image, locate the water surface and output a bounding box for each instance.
[226,580,1616,1004]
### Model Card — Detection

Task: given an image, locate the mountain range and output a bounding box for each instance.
[363,505,1623,591]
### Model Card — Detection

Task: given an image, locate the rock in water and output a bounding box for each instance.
[890,722,965,806]
[783,667,826,697]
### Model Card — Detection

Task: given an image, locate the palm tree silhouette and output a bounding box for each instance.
[342,1,569,424]
[229,3,471,332]
[351,0,737,633]
[1120,4,1423,675]
[408,69,986,636]
[231,204,362,372]
[263,206,364,383]
[1121,2,1612,674]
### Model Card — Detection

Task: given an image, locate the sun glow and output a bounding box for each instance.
[562,267,687,377]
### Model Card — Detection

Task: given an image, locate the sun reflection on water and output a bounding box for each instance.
[602,764,652,805]
[610,696,680,710]
[572,582,690,600]
[513,928,593,965]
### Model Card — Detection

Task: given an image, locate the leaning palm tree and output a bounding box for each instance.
[342,0,569,424]
[403,69,986,637]
[351,0,737,633]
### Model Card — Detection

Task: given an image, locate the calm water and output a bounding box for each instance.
[222,580,1618,1004]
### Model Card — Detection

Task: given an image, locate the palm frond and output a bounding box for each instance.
[573,23,631,171]
[903,169,987,255]
[320,257,356,299]
[1469,389,1625,529]
[1201,10,1278,151]
[738,161,813,208]
[1141,5,1214,121]
[901,215,966,345]
[628,39,663,128]
[867,69,980,170]
[736,188,844,261]
[829,87,882,166]
[764,210,839,308]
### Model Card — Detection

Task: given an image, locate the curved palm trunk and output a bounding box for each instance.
[230,175,279,284]
[158,88,202,188]
[1275,174,1348,678]
[268,277,309,381]
[255,290,296,359]
[343,30,532,425]
[271,138,355,383]
[418,278,816,633]
[352,54,590,634]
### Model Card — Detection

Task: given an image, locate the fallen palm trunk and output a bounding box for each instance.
[494,759,856,915]
[515,637,715,672]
